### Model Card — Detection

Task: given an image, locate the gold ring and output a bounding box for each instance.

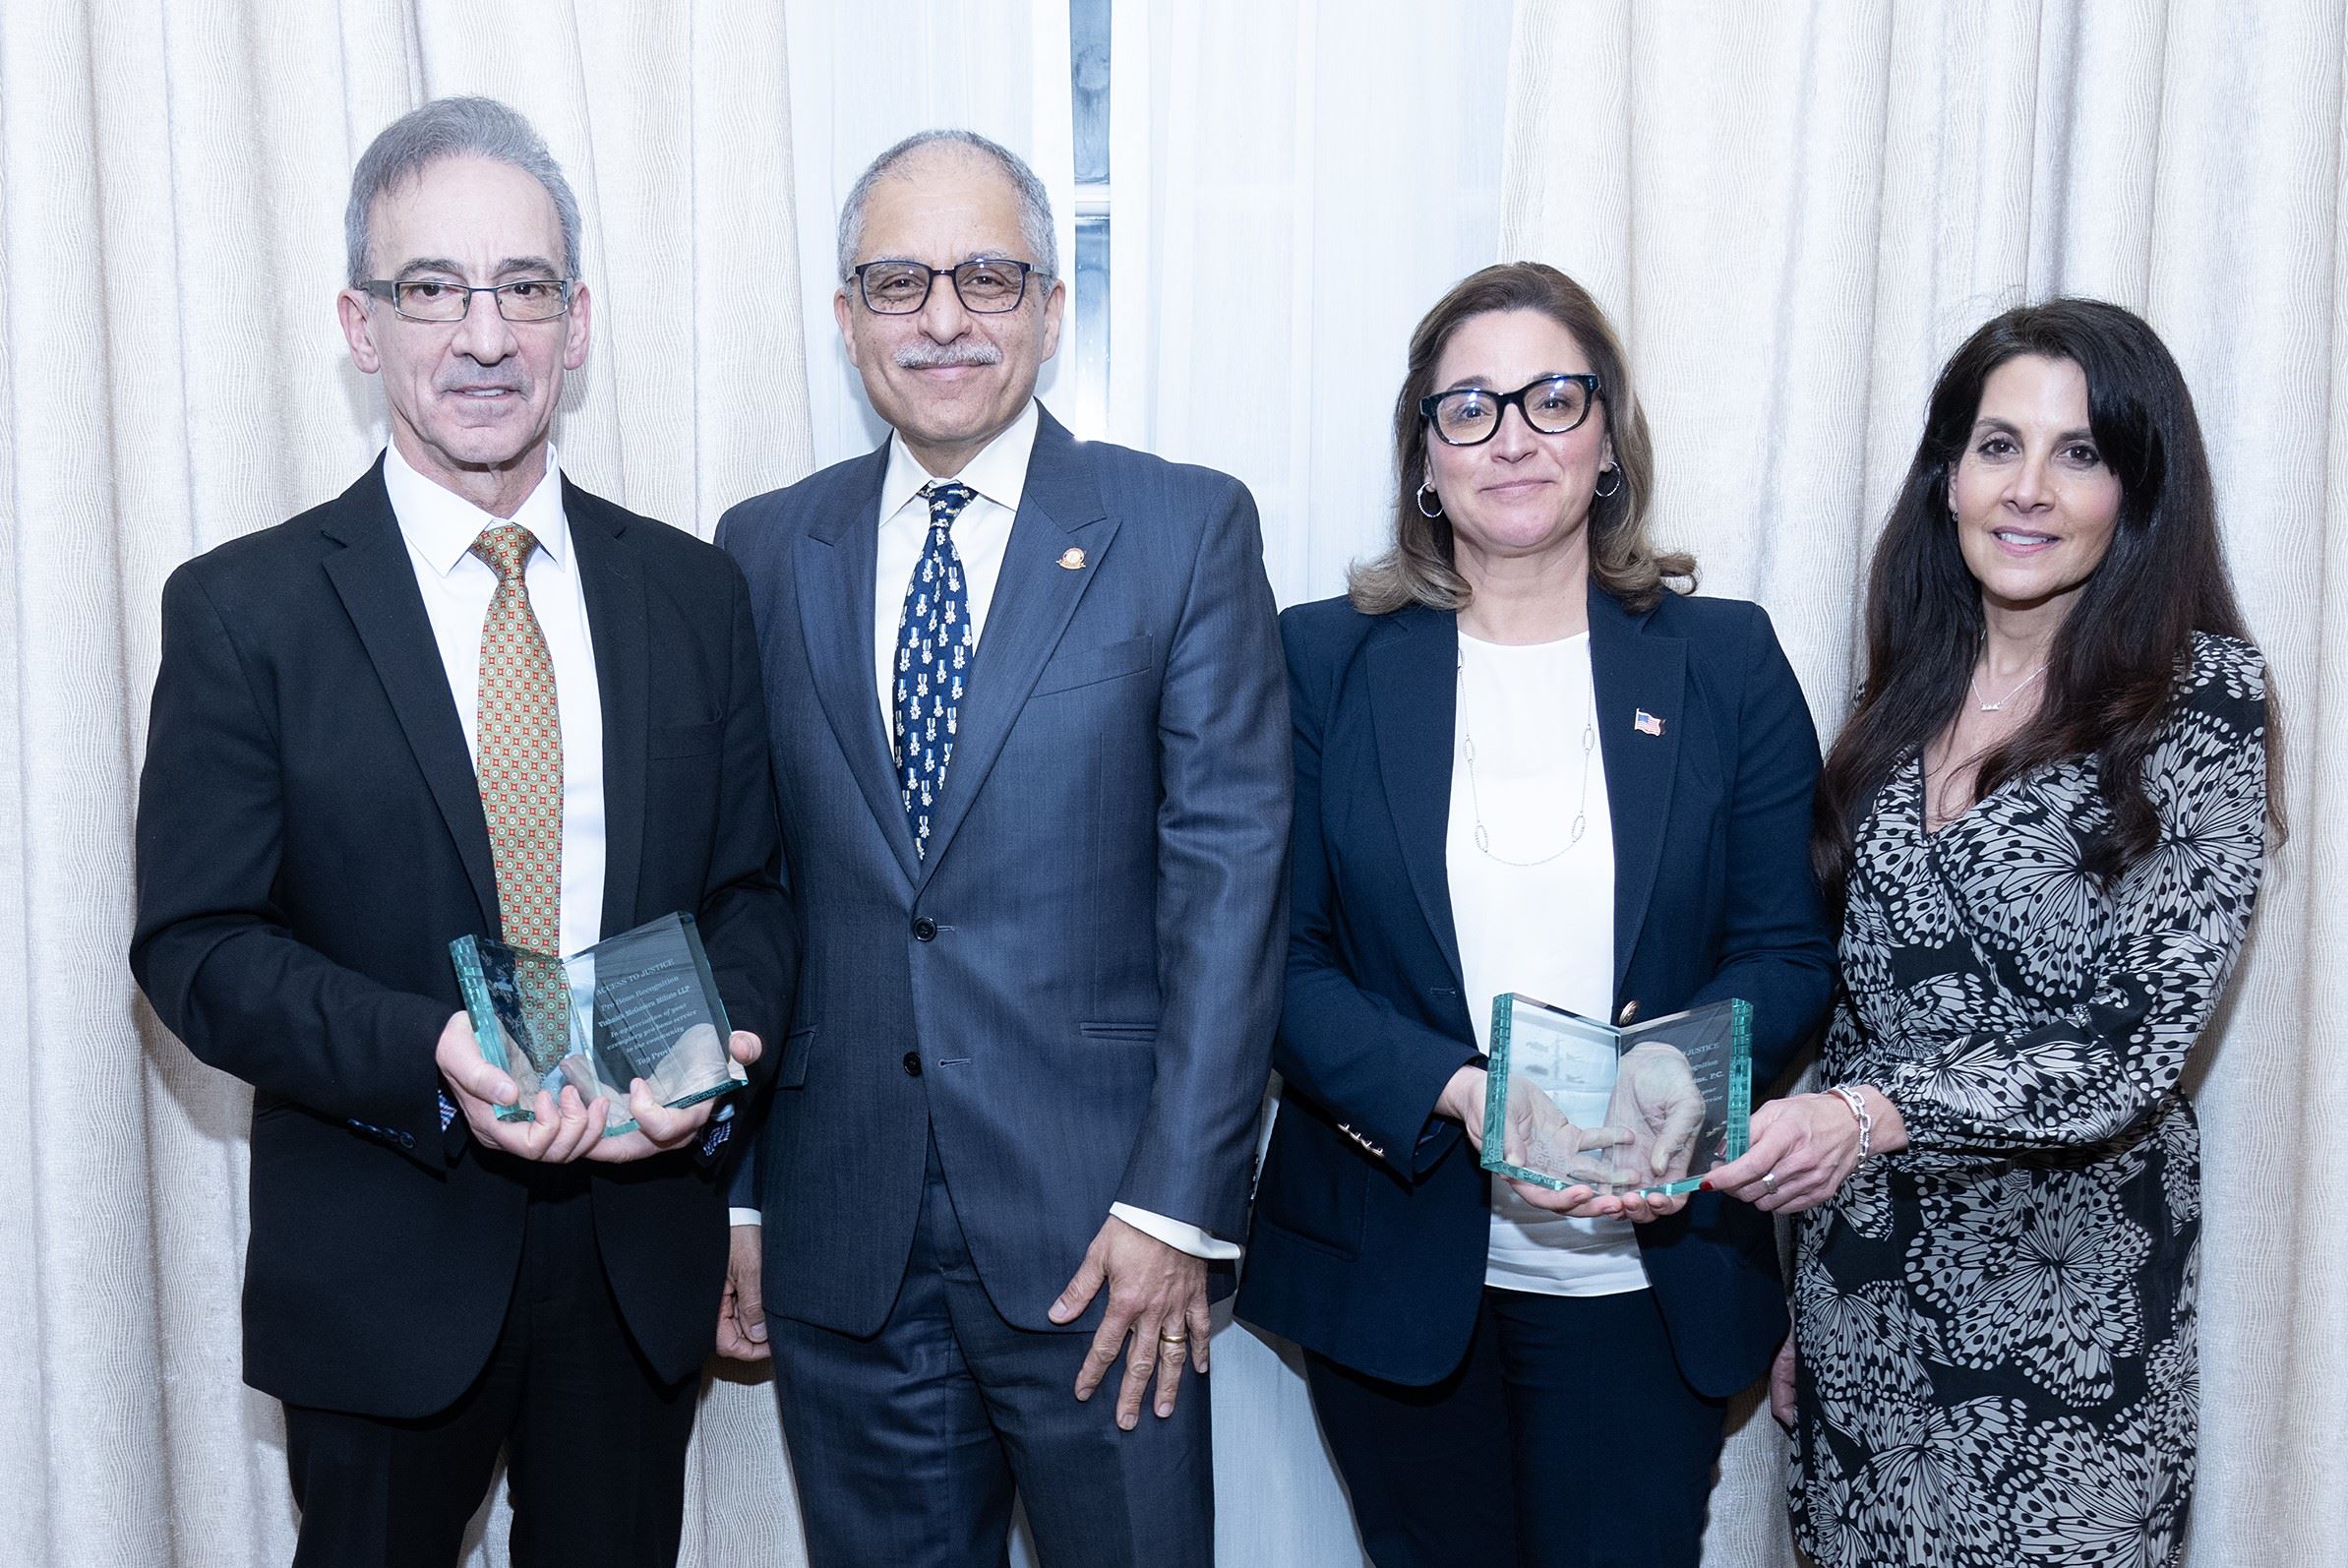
[1158,1330,1190,1345]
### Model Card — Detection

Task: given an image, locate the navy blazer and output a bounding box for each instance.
[1234,582,1835,1396]
[719,407,1290,1338]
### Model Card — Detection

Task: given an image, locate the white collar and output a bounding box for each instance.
[383,437,572,577]
[877,399,1041,523]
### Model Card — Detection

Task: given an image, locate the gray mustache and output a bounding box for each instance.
[894,342,1001,369]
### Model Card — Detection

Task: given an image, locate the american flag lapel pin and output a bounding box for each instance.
[1634,708,1664,737]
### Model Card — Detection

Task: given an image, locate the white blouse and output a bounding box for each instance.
[1447,632,1647,1297]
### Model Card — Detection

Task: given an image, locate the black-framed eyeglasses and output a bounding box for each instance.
[1419,373,1602,447]
[361,277,574,323]
[852,259,1046,315]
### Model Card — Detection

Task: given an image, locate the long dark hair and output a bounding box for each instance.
[1814,298,2274,910]
[1349,262,1694,615]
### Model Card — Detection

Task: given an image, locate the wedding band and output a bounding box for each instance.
[1762,1171,1779,1191]
[1159,1329,1189,1345]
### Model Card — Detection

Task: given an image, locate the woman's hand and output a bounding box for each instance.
[1436,1063,1491,1152]
[1708,1088,1895,1214]
[1608,1185,1689,1224]
[1497,1079,1631,1219]
[1505,1078,1629,1183]
[1442,1064,1636,1219]
[1769,1335,1797,1429]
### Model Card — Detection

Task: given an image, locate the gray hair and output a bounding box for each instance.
[836,129,1055,284]
[345,96,582,286]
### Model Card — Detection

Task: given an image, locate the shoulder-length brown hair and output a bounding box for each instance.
[1349,262,1693,615]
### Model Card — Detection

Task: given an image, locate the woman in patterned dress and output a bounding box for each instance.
[1705,299,2277,1567]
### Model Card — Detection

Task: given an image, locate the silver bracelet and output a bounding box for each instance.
[1827,1084,1873,1163]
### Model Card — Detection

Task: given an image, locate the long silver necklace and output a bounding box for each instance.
[1458,645,1596,868]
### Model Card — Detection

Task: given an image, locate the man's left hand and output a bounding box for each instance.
[1048,1215,1211,1430]
[585,1030,762,1163]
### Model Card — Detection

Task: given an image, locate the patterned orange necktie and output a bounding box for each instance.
[472,523,564,956]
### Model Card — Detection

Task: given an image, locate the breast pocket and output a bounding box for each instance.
[1030,633,1154,698]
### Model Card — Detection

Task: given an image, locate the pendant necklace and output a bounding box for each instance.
[1970,661,2048,712]
[1458,645,1596,868]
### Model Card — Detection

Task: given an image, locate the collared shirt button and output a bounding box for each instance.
[901,1051,923,1077]
[912,917,937,941]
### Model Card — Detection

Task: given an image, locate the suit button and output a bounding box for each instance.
[912,917,937,941]
[901,1051,923,1077]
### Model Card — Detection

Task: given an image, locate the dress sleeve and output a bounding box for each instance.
[1882,640,2268,1171]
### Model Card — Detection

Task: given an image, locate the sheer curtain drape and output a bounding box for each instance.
[1102,0,1516,607]
[1099,5,1516,1562]
[1502,5,2347,1565]
[0,5,811,1565]
[13,3,2344,1565]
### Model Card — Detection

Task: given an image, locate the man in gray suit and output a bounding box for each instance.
[714,130,1288,1567]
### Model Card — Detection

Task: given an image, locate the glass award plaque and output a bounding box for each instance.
[1480,995,1752,1196]
[449,912,743,1138]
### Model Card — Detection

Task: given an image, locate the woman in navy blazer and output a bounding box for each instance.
[1235,264,1836,1568]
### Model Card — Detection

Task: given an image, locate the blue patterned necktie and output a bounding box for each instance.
[894,481,977,857]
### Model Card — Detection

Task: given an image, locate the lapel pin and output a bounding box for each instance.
[1634,709,1664,737]
[1056,547,1087,572]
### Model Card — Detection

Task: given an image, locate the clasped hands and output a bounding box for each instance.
[1438,1045,1706,1225]
[434,1010,761,1163]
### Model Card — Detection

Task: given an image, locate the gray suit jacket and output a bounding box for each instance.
[717,406,1289,1336]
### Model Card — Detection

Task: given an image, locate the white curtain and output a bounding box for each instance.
[17,3,2344,1566]
[0,4,811,1565]
[1501,4,2348,1565]
[1104,0,1519,609]
[1101,5,1518,1563]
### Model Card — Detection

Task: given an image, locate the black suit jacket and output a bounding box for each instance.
[1235,583,1835,1397]
[130,458,795,1417]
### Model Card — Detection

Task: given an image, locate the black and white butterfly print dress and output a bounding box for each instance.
[1790,633,2268,1568]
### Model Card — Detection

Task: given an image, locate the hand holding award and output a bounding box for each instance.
[1481,995,1753,1209]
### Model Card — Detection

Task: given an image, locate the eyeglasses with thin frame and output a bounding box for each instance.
[852,258,1046,315]
[360,277,574,324]
[1419,373,1603,447]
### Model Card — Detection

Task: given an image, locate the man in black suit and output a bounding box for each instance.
[129,96,792,1568]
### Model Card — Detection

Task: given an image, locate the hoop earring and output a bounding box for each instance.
[1415,481,1443,518]
[1595,467,1623,500]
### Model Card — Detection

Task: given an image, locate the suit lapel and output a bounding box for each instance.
[1589,581,1684,995]
[320,461,501,931]
[1367,606,1465,990]
[798,447,922,882]
[565,481,649,936]
[915,411,1115,888]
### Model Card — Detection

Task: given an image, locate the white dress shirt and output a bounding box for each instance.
[384,440,607,961]
[868,398,1036,736]
[738,402,1234,1260]
[1447,632,1647,1297]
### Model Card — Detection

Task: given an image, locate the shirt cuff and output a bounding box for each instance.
[1110,1202,1241,1261]
[728,1208,763,1227]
